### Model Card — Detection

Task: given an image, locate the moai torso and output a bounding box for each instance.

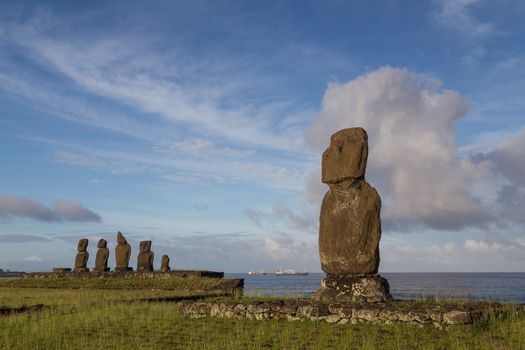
[318,128,382,275]
[94,238,109,272]
[115,232,131,271]
[137,240,154,271]
[160,255,170,272]
[74,239,89,272]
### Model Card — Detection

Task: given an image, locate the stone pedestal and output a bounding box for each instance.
[52,268,71,273]
[73,267,90,272]
[313,274,392,303]
[114,267,133,272]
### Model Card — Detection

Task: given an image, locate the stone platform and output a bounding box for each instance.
[313,274,392,303]
[21,270,225,279]
[176,299,522,328]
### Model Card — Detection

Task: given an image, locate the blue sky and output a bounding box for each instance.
[1,0,525,272]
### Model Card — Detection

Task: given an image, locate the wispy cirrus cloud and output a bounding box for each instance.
[0,194,102,223]
[0,7,317,193]
[434,0,493,39]
[0,9,307,152]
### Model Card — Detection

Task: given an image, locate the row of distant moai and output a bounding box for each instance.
[74,231,171,272]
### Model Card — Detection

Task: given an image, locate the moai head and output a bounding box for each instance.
[322,127,368,184]
[140,240,152,253]
[117,231,127,245]
[77,239,89,252]
[97,238,107,249]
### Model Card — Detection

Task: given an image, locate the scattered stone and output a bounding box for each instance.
[160,255,170,272]
[115,231,132,272]
[137,240,154,271]
[74,239,89,272]
[94,238,110,272]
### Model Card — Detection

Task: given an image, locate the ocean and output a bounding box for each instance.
[225,272,525,304]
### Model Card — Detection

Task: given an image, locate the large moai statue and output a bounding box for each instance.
[160,255,170,272]
[115,231,132,272]
[74,239,89,272]
[137,240,154,271]
[314,128,392,303]
[94,238,110,272]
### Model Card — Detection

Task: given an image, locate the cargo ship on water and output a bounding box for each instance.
[275,269,308,276]
[248,270,267,275]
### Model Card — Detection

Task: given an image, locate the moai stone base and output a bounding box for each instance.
[52,268,71,273]
[313,274,392,303]
[114,267,133,272]
[74,267,90,272]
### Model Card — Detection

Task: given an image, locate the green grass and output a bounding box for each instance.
[0,275,227,290]
[0,287,524,349]
[0,288,203,309]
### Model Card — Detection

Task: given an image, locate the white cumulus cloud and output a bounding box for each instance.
[307,67,496,231]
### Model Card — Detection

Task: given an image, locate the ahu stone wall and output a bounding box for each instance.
[175,299,519,328]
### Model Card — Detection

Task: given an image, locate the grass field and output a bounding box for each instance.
[1,286,524,349]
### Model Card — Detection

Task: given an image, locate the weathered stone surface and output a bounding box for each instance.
[52,268,71,273]
[314,275,392,303]
[74,239,89,272]
[443,310,471,325]
[160,255,170,272]
[322,128,368,184]
[316,127,389,303]
[137,240,154,271]
[175,299,511,327]
[115,231,132,272]
[94,239,110,272]
[318,128,381,275]
[22,269,227,280]
[319,180,381,275]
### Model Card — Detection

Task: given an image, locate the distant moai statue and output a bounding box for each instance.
[314,128,392,303]
[94,238,110,272]
[137,240,154,271]
[160,255,170,272]
[115,231,132,272]
[74,238,89,272]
